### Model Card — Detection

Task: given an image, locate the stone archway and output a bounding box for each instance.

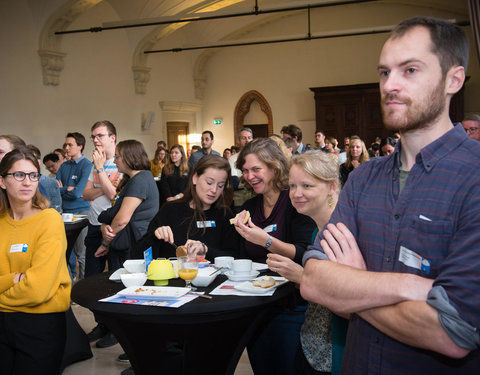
[234,90,273,145]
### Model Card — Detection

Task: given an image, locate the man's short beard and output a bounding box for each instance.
[382,77,446,133]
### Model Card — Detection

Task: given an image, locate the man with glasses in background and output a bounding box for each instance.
[56,132,92,281]
[462,113,480,141]
[82,121,121,348]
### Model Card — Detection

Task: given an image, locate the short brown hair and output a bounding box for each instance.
[91,120,117,140]
[391,16,469,75]
[283,124,303,142]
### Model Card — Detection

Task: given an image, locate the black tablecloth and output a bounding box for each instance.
[64,218,88,261]
[72,272,295,375]
[60,307,93,373]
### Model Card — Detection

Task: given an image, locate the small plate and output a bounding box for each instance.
[109,268,129,282]
[225,270,260,282]
[63,215,88,224]
[252,262,269,272]
[235,276,289,294]
[117,286,190,299]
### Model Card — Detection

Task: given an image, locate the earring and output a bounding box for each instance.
[328,196,334,208]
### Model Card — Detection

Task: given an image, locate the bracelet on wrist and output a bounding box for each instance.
[265,235,273,249]
[101,241,110,248]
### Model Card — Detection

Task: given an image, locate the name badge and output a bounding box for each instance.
[398,246,431,275]
[10,244,28,253]
[197,220,216,228]
[263,224,277,233]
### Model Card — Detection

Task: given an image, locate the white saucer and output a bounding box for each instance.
[225,270,260,282]
[252,262,269,272]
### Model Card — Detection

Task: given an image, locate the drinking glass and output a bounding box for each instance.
[178,256,198,289]
[186,241,207,263]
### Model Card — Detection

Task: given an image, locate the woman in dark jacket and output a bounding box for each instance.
[136,154,238,260]
[159,144,189,205]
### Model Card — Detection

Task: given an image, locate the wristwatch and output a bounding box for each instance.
[101,240,109,248]
[97,167,105,174]
[265,235,273,249]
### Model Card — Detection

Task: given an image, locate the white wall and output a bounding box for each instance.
[0,0,478,161]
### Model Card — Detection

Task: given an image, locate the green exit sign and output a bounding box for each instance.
[213,118,222,125]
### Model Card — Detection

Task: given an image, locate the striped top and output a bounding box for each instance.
[305,123,480,374]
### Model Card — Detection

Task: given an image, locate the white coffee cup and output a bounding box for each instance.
[232,259,252,275]
[62,213,73,222]
[168,258,179,278]
[214,256,234,269]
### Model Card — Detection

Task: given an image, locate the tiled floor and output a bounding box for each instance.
[63,304,254,375]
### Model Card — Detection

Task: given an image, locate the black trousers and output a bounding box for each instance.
[0,311,66,375]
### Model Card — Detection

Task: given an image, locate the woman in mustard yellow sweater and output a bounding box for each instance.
[0,147,71,374]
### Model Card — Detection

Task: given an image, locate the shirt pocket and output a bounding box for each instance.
[399,216,454,278]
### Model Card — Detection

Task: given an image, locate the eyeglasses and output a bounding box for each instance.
[90,133,111,141]
[464,127,479,134]
[2,171,41,182]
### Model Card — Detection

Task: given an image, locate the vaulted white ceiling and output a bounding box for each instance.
[37,0,469,96]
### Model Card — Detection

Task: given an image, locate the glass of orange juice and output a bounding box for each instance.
[178,256,198,289]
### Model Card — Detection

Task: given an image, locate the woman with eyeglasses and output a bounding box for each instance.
[0,147,71,374]
[159,144,189,205]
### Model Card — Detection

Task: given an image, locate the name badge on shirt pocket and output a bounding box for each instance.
[197,220,216,228]
[10,244,28,253]
[263,224,277,233]
[398,246,431,275]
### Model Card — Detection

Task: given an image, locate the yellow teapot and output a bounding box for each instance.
[147,259,176,286]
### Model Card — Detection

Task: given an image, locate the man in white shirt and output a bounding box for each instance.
[82,121,121,347]
[83,120,121,277]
